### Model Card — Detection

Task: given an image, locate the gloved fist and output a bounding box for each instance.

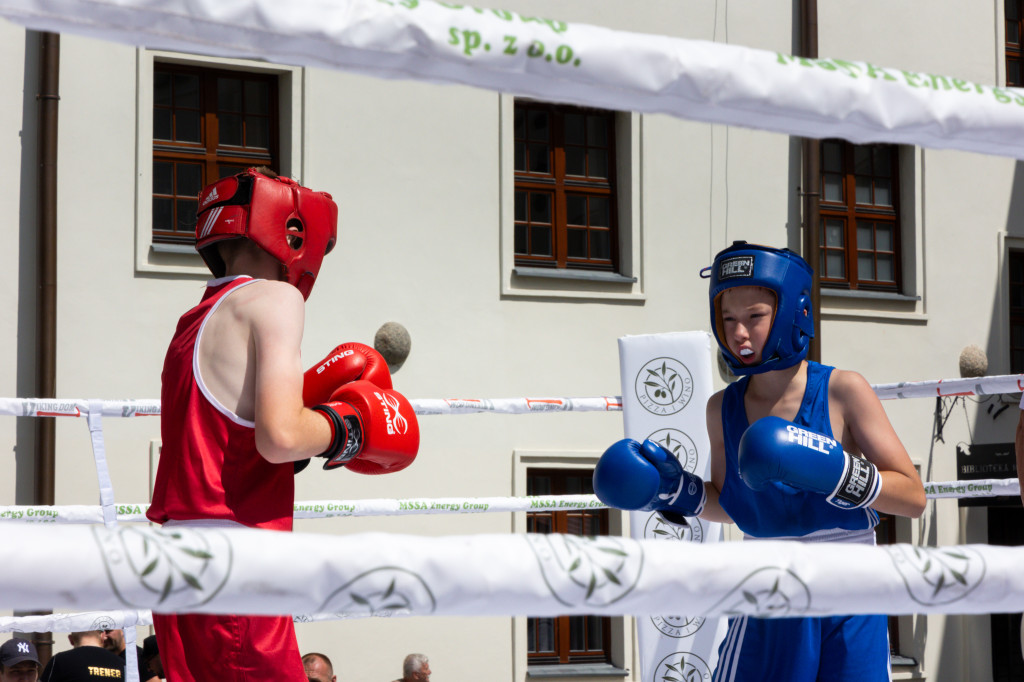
[303,342,393,406]
[738,416,882,510]
[592,438,705,519]
[312,380,419,474]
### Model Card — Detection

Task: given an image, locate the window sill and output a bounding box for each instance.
[527,663,629,678]
[821,288,920,303]
[151,242,199,255]
[513,267,637,284]
[820,287,927,323]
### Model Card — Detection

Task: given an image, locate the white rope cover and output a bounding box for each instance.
[0,525,1020,618]
[0,480,1015,525]
[4,1,1024,159]
[0,374,1020,419]
[0,611,152,635]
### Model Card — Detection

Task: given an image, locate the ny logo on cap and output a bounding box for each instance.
[17,642,29,654]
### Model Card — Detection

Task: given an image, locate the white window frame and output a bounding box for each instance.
[133,50,305,275]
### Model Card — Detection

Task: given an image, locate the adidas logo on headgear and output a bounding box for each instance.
[201,186,220,207]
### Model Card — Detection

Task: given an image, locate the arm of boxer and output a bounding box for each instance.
[303,342,393,405]
[738,416,882,510]
[312,380,419,473]
[249,282,336,463]
[699,391,735,524]
[830,369,926,518]
[593,439,706,517]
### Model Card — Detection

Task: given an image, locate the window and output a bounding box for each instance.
[1011,251,1024,373]
[1009,0,1024,86]
[526,469,611,666]
[819,139,901,292]
[152,63,279,245]
[514,102,618,272]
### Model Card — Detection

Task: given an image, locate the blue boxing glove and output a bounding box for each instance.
[593,439,706,522]
[738,415,882,510]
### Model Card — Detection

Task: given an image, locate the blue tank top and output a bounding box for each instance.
[718,361,879,539]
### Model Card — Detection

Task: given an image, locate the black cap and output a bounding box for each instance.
[0,638,39,667]
[142,635,159,660]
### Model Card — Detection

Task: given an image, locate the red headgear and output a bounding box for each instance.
[195,168,338,299]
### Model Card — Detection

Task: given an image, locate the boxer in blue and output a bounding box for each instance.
[594,241,926,681]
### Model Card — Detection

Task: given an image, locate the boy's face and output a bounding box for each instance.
[719,286,776,368]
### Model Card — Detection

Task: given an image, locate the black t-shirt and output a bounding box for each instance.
[40,646,126,682]
[118,646,156,681]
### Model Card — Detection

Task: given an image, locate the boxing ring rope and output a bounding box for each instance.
[0,373,1021,419]
[0,477,1017,526]
[6,0,1024,161]
[0,525,1020,621]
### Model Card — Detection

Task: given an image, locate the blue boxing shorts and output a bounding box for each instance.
[712,613,891,682]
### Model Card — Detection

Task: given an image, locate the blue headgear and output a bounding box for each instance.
[701,241,814,376]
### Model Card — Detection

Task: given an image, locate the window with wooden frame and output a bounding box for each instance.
[514,102,618,272]
[152,63,279,245]
[1010,251,1024,373]
[819,139,901,292]
[1009,0,1024,86]
[526,469,611,666]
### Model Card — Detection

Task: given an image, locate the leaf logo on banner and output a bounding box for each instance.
[644,512,704,544]
[92,526,232,609]
[526,534,642,607]
[707,567,811,618]
[318,567,436,617]
[885,545,985,605]
[634,358,693,416]
[651,651,712,682]
[646,428,699,473]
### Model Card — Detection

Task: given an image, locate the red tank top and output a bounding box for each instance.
[147,276,295,531]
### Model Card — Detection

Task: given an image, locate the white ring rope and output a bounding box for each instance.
[0,525,1020,619]
[0,373,1020,419]
[0,479,1016,526]
[6,0,1024,160]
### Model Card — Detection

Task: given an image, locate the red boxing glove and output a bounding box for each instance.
[303,342,393,406]
[311,380,419,475]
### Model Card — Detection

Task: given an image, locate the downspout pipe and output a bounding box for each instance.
[798,0,822,362]
[31,29,60,666]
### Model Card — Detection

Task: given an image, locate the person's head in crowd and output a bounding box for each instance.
[142,635,163,679]
[68,631,104,648]
[100,629,126,655]
[301,652,335,682]
[402,654,430,682]
[0,638,40,682]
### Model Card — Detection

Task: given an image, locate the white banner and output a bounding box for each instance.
[618,333,726,682]
[0,525,1022,619]
[3,1,1024,159]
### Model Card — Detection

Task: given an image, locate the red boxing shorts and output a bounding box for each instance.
[153,612,307,682]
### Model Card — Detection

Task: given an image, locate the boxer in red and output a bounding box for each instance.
[147,167,419,682]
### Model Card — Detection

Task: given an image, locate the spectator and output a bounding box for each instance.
[0,638,41,682]
[100,630,157,682]
[392,654,430,682]
[39,631,124,682]
[301,653,335,682]
[140,636,162,680]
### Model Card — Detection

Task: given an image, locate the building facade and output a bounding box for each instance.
[2,1,1023,680]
